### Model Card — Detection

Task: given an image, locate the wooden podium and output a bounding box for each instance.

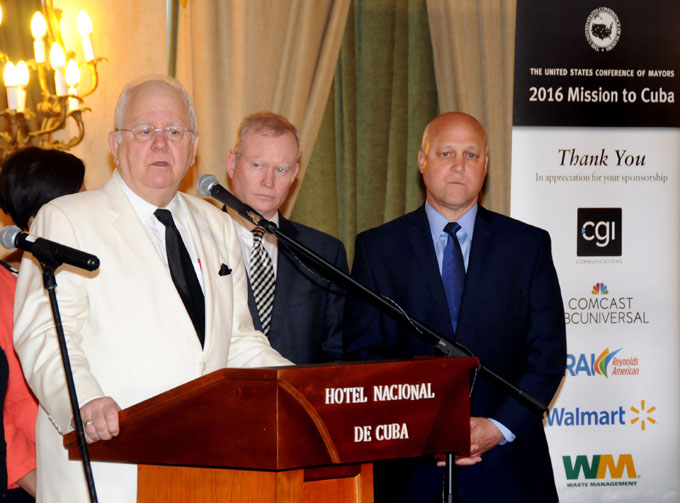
[64,357,478,502]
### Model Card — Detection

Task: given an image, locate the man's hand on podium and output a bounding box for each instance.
[80,397,121,444]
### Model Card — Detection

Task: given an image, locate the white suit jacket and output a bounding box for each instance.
[13,174,290,502]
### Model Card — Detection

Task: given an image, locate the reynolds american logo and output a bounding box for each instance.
[567,347,640,377]
[564,282,649,326]
[546,399,657,431]
[563,454,638,488]
[577,208,622,256]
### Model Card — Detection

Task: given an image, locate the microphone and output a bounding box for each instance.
[197,174,259,222]
[0,225,100,271]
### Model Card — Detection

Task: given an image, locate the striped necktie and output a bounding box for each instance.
[250,226,276,334]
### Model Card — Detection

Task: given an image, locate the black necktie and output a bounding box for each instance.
[442,222,466,333]
[154,208,205,346]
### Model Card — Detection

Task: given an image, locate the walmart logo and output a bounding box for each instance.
[563,454,637,480]
[592,282,608,294]
[630,400,657,431]
[547,400,657,431]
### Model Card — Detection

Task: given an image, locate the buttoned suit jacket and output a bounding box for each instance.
[246,216,348,363]
[344,204,566,503]
[13,174,290,503]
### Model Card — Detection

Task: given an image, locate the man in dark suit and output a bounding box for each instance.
[344,112,566,502]
[226,112,348,363]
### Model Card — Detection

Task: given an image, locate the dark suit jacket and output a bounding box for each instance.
[247,216,349,364]
[344,205,566,503]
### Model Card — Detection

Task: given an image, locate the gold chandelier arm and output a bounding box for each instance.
[79,59,106,98]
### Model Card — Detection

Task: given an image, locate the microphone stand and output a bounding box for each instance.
[230,198,547,503]
[37,256,98,503]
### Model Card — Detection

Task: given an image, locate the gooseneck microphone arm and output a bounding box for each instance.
[197,174,548,416]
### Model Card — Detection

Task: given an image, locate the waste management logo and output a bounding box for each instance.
[567,347,639,377]
[563,454,638,487]
[565,282,649,326]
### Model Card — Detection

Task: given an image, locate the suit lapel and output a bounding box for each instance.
[269,216,298,334]
[407,207,453,338]
[457,206,493,338]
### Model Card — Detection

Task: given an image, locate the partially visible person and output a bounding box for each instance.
[0,343,8,502]
[13,76,290,502]
[344,112,566,502]
[0,147,85,502]
[226,112,348,363]
[0,147,85,268]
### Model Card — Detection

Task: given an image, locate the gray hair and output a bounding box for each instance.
[113,75,197,141]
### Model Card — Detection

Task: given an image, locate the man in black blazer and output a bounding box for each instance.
[344,112,566,502]
[227,112,348,363]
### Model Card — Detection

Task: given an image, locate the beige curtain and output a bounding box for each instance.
[176,0,350,214]
[426,0,516,214]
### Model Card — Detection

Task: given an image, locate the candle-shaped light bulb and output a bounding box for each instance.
[4,62,18,111]
[50,43,67,96]
[15,61,29,113]
[65,60,80,87]
[0,6,4,26]
[15,61,29,87]
[77,11,95,62]
[31,12,48,63]
[66,59,81,112]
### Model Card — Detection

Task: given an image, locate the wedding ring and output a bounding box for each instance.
[84,419,94,427]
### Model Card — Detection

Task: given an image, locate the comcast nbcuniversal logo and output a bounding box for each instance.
[592,282,608,295]
[565,282,649,326]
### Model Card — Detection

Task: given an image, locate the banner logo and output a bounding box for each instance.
[577,208,622,256]
[585,7,621,52]
[565,282,648,325]
[630,400,657,431]
[547,400,657,430]
[563,454,637,483]
[567,348,640,377]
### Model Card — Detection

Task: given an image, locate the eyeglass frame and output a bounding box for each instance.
[114,125,196,142]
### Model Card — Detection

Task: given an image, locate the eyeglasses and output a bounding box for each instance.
[115,125,194,142]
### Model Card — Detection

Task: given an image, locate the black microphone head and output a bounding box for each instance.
[197,174,218,197]
[0,225,21,250]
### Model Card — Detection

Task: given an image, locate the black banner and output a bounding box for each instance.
[514,0,680,127]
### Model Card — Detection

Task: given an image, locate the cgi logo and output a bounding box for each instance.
[563,454,637,480]
[577,208,622,256]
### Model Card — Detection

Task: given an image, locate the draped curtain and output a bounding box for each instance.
[426,0,517,214]
[291,0,438,256]
[293,0,516,258]
[175,0,350,209]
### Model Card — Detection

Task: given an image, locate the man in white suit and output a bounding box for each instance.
[13,76,290,502]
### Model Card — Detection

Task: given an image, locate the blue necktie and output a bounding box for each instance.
[442,222,465,333]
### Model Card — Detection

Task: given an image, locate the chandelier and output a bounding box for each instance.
[0,1,103,157]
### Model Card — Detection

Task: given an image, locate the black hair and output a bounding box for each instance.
[0,147,85,230]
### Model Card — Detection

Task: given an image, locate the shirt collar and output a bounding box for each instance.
[425,201,477,242]
[115,169,181,218]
